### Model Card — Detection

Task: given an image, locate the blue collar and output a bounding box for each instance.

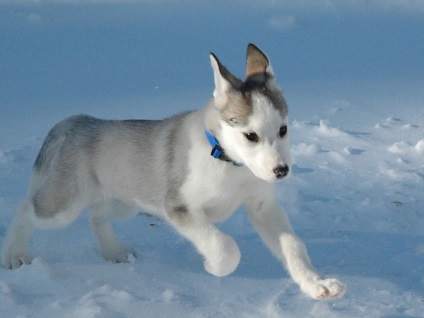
[205,131,243,167]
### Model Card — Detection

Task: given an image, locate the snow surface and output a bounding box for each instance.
[1,1,424,317]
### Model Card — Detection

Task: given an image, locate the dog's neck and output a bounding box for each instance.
[205,130,243,167]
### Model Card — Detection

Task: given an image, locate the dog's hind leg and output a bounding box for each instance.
[1,169,90,269]
[1,167,50,269]
[90,200,138,263]
[1,199,87,269]
[1,198,85,269]
[1,200,35,269]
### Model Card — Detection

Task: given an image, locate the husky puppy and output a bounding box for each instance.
[1,44,345,300]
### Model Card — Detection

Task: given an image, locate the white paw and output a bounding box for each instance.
[102,246,136,264]
[204,235,241,277]
[302,277,346,300]
[1,249,32,269]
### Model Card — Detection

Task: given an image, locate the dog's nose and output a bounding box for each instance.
[273,165,289,179]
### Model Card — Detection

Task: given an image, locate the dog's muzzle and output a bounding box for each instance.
[273,164,290,179]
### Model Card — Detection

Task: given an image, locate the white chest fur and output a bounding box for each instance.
[181,150,257,223]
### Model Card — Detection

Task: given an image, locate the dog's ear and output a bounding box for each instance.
[246,43,274,78]
[210,53,241,108]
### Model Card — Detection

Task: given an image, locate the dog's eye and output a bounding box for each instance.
[279,125,287,138]
[244,132,259,143]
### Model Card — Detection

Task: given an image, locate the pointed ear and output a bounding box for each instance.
[246,43,274,78]
[210,53,230,107]
[210,53,241,108]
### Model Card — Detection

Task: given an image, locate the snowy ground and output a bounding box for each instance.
[1,1,424,317]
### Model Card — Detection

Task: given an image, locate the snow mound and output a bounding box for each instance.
[316,120,347,138]
[388,139,424,155]
[415,139,424,153]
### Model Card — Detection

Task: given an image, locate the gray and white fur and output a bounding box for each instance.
[1,44,345,300]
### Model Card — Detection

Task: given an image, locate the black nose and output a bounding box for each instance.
[273,165,289,179]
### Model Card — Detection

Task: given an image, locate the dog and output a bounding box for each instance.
[1,44,345,300]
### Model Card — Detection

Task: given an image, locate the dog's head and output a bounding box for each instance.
[209,44,291,183]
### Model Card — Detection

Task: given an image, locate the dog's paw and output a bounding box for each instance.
[204,235,241,277]
[301,277,346,300]
[1,250,32,269]
[102,246,136,264]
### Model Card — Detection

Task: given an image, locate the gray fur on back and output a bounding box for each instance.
[32,113,192,217]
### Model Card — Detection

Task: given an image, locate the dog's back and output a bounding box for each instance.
[30,113,193,217]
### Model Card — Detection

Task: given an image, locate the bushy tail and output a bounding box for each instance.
[28,119,69,196]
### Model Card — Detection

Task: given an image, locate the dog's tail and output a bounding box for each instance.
[28,117,75,196]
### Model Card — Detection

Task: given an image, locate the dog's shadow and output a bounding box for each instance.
[132,214,424,298]
[303,230,424,297]
[20,212,424,300]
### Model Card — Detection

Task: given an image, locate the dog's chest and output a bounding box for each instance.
[181,166,253,222]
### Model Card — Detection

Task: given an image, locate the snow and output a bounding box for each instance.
[1,1,424,317]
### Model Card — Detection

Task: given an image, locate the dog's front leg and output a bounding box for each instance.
[165,204,241,277]
[245,194,346,300]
